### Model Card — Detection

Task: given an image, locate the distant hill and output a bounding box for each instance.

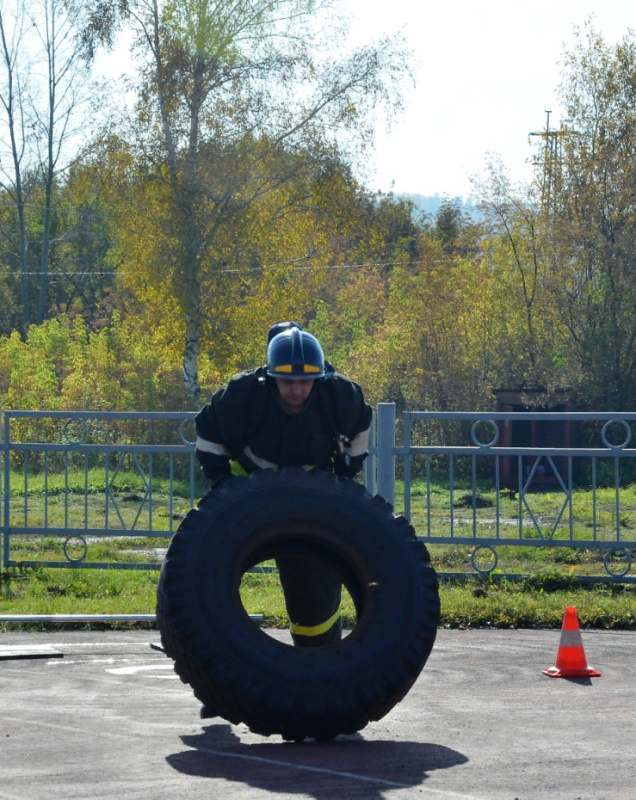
[405,193,481,220]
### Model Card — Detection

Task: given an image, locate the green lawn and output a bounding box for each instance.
[1,471,634,630]
[2,555,634,631]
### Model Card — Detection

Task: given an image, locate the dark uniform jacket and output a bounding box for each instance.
[195,364,372,481]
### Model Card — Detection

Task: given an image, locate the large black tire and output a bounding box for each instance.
[156,468,440,741]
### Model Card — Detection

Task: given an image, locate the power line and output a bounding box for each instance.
[0,260,425,277]
[2,271,116,276]
[219,259,421,274]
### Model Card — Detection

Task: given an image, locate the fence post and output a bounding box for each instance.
[376,403,396,508]
[363,411,376,495]
[1,408,7,572]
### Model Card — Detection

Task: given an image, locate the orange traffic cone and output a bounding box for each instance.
[542,606,601,678]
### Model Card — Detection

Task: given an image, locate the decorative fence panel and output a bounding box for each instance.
[373,405,636,581]
[2,406,635,581]
[1,410,198,571]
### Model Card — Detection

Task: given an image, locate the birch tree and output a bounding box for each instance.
[78,0,410,397]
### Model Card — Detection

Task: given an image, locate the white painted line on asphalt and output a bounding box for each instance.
[0,645,62,660]
[0,714,194,740]
[46,658,130,666]
[35,641,134,646]
[0,711,485,799]
[192,745,487,798]
[1,714,198,738]
[7,641,156,648]
[194,746,410,788]
[1,715,103,736]
[106,664,174,675]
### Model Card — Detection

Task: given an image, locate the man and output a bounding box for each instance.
[194,324,372,655]
[195,324,372,485]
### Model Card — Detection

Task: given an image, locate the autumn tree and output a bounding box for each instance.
[307,187,418,377]
[0,0,30,327]
[474,158,568,397]
[76,0,410,397]
[0,0,92,330]
[548,24,636,409]
[428,197,481,259]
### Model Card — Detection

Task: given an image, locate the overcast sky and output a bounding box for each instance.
[343,0,636,199]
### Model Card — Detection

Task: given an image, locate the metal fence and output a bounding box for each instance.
[1,410,198,572]
[1,406,636,581]
[373,404,636,581]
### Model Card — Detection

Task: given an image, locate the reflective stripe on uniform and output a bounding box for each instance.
[343,427,370,458]
[244,447,315,472]
[196,436,230,456]
[273,364,321,374]
[289,606,341,637]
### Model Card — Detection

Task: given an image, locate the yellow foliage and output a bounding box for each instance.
[0,314,187,412]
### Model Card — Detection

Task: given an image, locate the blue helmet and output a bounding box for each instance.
[267,320,302,343]
[266,328,326,380]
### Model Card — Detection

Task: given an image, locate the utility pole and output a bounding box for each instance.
[529,110,566,211]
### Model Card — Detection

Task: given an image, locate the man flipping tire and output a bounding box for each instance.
[194,323,372,653]
[158,323,439,739]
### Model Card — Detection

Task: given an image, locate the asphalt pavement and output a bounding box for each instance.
[0,626,634,800]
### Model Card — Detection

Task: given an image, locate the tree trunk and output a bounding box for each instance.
[37,1,57,325]
[19,203,30,330]
[183,291,202,398]
[37,189,52,324]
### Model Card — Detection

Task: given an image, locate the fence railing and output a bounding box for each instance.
[2,406,636,581]
[373,404,636,581]
[1,410,198,571]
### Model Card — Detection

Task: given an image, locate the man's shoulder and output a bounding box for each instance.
[324,369,363,398]
[205,367,268,410]
[320,370,371,434]
[225,366,267,390]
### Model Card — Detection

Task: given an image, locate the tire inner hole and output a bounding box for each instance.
[239,537,364,646]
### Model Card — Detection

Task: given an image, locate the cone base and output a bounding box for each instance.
[542,665,601,678]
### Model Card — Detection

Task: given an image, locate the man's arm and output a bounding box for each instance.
[330,374,373,479]
[334,430,370,478]
[194,370,261,484]
[194,390,233,484]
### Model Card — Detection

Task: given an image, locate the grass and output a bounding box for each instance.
[398,476,636,578]
[0,564,159,628]
[1,469,635,630]
[4,466,199,539]
[2,559,634,632]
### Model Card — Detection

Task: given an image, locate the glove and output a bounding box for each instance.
[334,452,366,479]
[196,449,232,482]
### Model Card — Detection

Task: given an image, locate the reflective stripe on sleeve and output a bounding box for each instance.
[243,447,278,471]
[289,606,341,637]
[342,427,370,458]
[195,436,230,456]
